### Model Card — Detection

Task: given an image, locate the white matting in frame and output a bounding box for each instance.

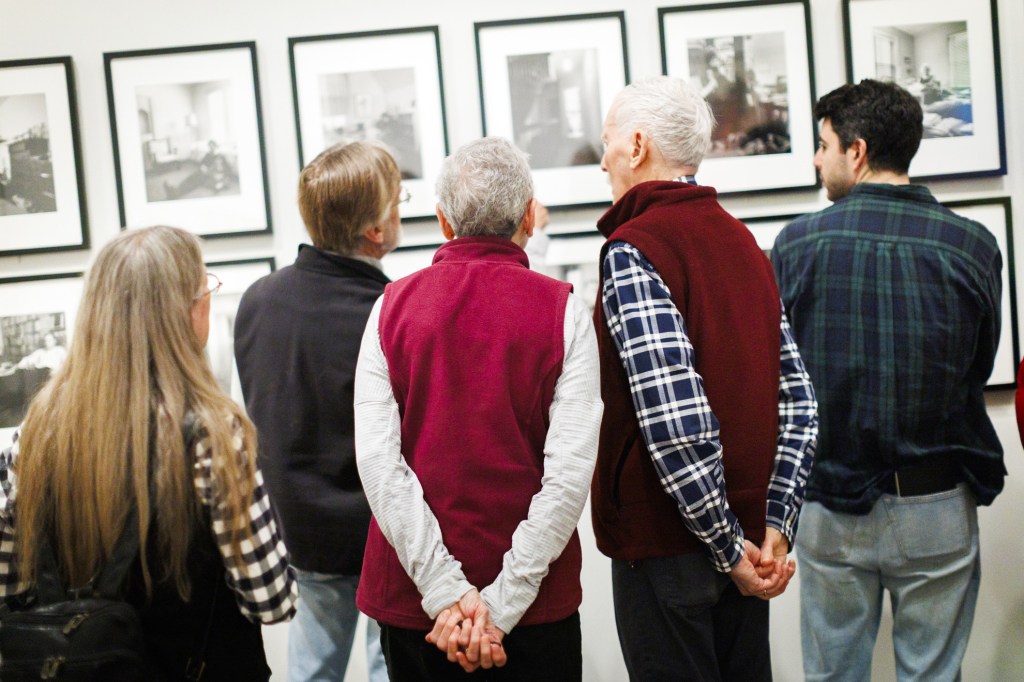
[0,58,88,255]
[660,1,817,195]
[290,27,449,220]
[0,273,83,446]
[105,43,270,237]
[943,198,1017,389]
[844,0,1005,180]
[205,257,275,407]
[475,13,629,208]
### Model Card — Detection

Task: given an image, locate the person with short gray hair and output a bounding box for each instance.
[354,136,603,681]
[591,76,818,680]
[435,136,533,239]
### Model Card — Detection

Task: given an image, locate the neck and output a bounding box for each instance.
[856,168,911,186]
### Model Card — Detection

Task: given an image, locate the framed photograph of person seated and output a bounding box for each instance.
[475,12,629,208]
[743,201,1017,390]
[204,257,275,407]
[659,0,818,196]
[104,42,271,238]
[290,26,449,220]
[0,272,83,446]
[0,57,89,256]
[843,0,1006,180]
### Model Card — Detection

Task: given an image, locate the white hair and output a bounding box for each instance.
[435,137,533,239]
[612,76,715,168]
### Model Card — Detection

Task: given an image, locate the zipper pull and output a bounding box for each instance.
[63,612,89,634]
[41,656,66,679]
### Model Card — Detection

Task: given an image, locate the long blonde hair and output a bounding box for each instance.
[15,226,257,598]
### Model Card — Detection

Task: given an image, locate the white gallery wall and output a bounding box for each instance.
[1,0,1022,679]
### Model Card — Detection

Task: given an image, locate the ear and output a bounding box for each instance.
[362,222,385,246]
[628,130,650,170]
[520,198,537,240]
[846,138,869,173]
[436,205,455,241]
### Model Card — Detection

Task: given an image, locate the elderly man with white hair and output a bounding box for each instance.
[353,136,603,681]
[590,76,818,681]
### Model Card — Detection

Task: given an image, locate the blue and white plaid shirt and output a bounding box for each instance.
[602,242,817,571]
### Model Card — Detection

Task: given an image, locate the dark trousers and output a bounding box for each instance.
[378,611,581,682]
[612,554,771,682]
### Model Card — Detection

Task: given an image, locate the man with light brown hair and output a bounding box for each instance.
[235,140,404,681]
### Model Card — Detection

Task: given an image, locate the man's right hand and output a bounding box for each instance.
[728,540,783,598]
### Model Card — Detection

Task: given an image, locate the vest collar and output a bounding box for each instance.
[597,180,716,238]
[432,236,529,268]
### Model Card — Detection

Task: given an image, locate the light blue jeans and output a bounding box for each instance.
[797,484,980,682]
[288,569,388,682]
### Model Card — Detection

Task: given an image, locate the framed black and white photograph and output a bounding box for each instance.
[844,0,1005,180]
[660,0,818,195]
[943,197,1017,389]
[290,27,449,220]
[105,42,271,237]
[740,214,800,257]
[475,12,629,207]
[0,272,83,445]
[543,232,605,311]
[204,257,274,406]
[0,57,88,256]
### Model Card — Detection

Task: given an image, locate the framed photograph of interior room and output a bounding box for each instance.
[204,257,274,406]
[475,12,629,208]
[843,0,1006,180]
[659,1,818,196]
[0,272,83,446]
[104,42,271,238]
[0,57,88,256]
[290,27,449,220]
[943,197,1018,389]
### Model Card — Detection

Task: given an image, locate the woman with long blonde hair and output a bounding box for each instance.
[0,226,296,680]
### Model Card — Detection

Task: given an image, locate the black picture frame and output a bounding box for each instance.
[659,0,819,196]
[0,57,89,256]
[104,42,271,238]
[475,12,630,208]
[746,200,1017,390]
[942,197,1017,389]
[0,271,84,442]
[203,256,275,404]
[843,0,1006,181]
[289,26,450,220]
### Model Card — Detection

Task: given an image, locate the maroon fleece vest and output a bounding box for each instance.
[357,236,583,630]
[591,181,781,561]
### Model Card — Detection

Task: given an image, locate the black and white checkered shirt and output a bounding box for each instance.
[0,422,297,623]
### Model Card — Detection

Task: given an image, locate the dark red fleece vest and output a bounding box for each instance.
[591,181,781,561]
[357,237,582,630]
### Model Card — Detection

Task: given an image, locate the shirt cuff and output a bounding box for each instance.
[421,576,476,621]
[766,500,798,545]
[709,524,746,573]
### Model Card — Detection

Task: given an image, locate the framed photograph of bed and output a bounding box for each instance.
[943,197,1017,389]
[475,12,629,208]
[0,57,89,256]
[843,0,1006,180]
[104,42,271,238]
[204,257,275,406]
[290,26,449,220]
[0,272,83,445]
[659,0,818,195]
